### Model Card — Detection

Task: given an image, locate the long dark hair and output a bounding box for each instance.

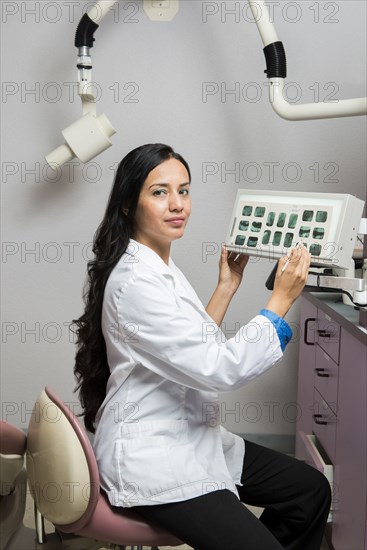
[73,143,191,433]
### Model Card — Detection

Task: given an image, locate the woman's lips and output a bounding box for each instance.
[166,218,185,225]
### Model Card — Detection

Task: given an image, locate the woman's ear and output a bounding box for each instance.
[122,207,129,216]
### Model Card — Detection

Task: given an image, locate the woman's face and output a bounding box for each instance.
[132,158,191,251]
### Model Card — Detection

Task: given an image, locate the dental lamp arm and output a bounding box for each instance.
[75,0,118,114]
[46,0,367,168]
[45,0,118,168]
[249,0,367,120]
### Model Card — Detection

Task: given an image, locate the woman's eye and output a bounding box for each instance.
[152,188,189,196]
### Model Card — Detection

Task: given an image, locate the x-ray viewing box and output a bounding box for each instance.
[225,190,364,270]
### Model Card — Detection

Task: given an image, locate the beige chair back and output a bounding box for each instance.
[26,389,93,525]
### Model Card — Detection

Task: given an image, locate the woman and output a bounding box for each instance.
[74,143,331,550]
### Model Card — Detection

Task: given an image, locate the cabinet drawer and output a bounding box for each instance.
[316,309,340,363]
[297,432,334,513]
[314,346,338,415]
[313,389,337,463]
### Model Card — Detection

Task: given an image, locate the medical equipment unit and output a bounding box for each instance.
[45,0,367,168]
[225,190,367,311]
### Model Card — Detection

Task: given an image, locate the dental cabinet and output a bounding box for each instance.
[295,292,367,550]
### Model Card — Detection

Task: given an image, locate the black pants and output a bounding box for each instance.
[133,440,331,550]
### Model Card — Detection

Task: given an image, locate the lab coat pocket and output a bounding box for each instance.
[113,420,208,504]
[114,436,175,504]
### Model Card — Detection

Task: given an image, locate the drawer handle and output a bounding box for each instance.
[313,414,328,425]
[315,368,329,378]
[304,318,316,345]
[317,330,331,338]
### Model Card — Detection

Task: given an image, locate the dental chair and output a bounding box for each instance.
[26,386,183,550]
[0,421,27,550]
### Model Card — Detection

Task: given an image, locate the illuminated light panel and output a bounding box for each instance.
[225,190,364,268]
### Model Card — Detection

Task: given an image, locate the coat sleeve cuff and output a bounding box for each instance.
[259,308,293,352]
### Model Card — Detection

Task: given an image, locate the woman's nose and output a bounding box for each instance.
[169,192,184,211]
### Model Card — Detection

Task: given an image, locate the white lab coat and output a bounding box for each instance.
[93,239,284,507]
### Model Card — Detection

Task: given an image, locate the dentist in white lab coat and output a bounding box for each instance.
[74,144,331,550]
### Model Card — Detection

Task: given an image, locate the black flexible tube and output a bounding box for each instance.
[263,41,287,78]
[75,13,99,48]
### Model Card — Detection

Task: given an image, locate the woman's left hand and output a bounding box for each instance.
[217,245,249,296]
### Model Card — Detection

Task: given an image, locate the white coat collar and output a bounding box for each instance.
[128,238,175,276]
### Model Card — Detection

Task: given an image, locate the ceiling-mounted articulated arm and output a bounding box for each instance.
[46,0,118,168]
[75,1,117,114]
[75,17,99,115]
[45,0,367,168]
[249,0,367,120]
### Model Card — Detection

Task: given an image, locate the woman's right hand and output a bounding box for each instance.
[264,243,311,318]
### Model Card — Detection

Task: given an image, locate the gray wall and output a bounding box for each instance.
[2,1,366,447]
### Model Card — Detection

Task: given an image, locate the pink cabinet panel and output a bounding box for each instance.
[332,329,367,550]
[316,309,341,364]
[314,346,338,415]
[313,388,337,463]
[295,296,317,460]
[296,293,367,550]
